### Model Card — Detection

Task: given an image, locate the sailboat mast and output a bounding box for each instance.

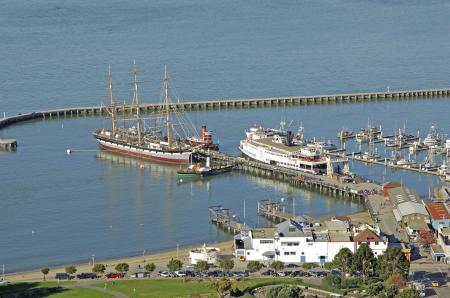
[163,65,172,147]
[108,65,117,135]
[133,62,142,145]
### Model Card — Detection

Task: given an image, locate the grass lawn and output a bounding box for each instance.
[94,277,339,297]
[0,282,113,298]
[97,279,216,298]
[48,287,115,297]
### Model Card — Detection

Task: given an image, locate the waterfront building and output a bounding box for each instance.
[189,244,221,265]
[426,202,450,230]
[388,187,430,238]
[234,217,387,264]
[431,227,450,264]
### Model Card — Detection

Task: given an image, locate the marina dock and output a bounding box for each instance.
[326,151,445,178]
[1,87,450,130]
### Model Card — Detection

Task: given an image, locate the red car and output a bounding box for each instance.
[106,272,124,279]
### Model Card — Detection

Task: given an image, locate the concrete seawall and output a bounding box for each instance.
[1,87,450,130]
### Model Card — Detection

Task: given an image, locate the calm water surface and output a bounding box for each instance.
[1,0,450,272]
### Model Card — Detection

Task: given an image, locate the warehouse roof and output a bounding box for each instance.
[426,202,450,220]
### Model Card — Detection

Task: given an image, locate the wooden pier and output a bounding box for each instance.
[257,200,295,222]
[199,150,378,202]
[0,139,17,150]
[1,87,450,130]
[208,205,247,233]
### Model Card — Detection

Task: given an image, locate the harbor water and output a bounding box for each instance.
[1,0,450,272]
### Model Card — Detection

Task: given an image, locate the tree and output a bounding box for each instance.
[115,262,129,273]
[267,285,302,298]
[208,278,237,298]
[380,285,398,298]
[396,288,422,298]
[144,263,155,274]
[366,282,385,296]
[194,260,210,272]
[270,261,284,271]
[376,247,409,280]
[352,243,376,283]
[41,268,50,281]
[167,258,183,272]
[301,263,315,270]
[92,263,106,274]
[332,248,353,278]
[247,261,263,272]
[218,259,234,271]
[324,262,336,270]
[65,265,77,275]
[385,273,406,288]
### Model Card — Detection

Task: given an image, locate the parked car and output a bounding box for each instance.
[55,273,71,280]
[158,271,169,277]
[175,271,186,277]
[261,269,276,276]
[277,271,287,277]
[286,263,298,268]
[130,272,149,278]
[77,273,98,279]
[106,272,124,279]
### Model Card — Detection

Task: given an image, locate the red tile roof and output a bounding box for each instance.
[426,203,450,220]
[353,229,383,243]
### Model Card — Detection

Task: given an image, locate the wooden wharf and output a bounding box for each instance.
[257,200,318,223]
[208,205,247,233]
[198,150,378,202]
[2,87,450,130]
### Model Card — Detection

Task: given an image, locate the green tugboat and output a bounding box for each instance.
[176,157,234,179]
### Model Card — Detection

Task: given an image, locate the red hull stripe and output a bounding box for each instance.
[98,143,189,165]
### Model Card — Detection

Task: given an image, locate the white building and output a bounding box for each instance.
[234,216,387,264]
[189,244,220,265]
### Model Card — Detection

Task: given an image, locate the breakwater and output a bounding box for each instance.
[1,87,450,130]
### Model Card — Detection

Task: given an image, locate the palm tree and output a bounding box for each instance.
[41,268,50,281]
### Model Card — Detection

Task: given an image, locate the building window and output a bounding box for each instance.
[260,240,273,244]
[284,252,289,255]
[301,252,304,255]
[358,242,362,245]
[375,242,379,245]
[247,252,250,255]
[290,252,296,255]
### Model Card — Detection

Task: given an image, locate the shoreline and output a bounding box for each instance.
[5,240,235,282]
[5,211,372,282]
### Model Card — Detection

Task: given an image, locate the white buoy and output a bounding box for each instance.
[66,149,72,155]
[179,179,183,183]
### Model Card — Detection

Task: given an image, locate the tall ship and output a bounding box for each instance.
[239,124,328,174]
[93,65,217,165]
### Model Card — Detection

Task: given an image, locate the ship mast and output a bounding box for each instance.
[108,65,117,135]
[133,62,142,145]
[163,65,172,147]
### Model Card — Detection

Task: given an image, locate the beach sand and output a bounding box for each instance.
[6,240,234,282]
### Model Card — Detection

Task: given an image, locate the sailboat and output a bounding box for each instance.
[93,64,216,165]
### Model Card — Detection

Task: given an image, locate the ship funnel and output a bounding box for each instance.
[206,156,211,168]
[202,126,207,140]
